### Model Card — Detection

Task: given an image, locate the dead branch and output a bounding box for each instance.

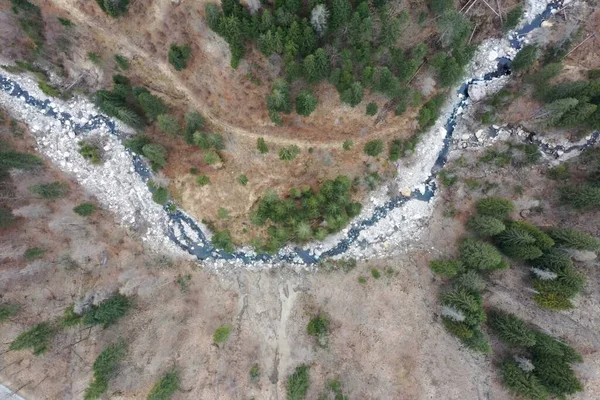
[481,0,500,17]
[565,34,596,58]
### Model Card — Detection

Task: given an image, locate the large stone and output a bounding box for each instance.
[467,83,488,102]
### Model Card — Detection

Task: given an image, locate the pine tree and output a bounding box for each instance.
[512,44,538,72]
[137,92,167,120]
[341,81,364,107]
[430,259,465,278]
[295,91,318,116]
[547,227,600,251]
[300,24,317,56]
[453,270,487,292]
[302,55,319,83]
[557,102,597,128]
[488,310,537,347]
[184,111,205,145]
[314,48,330,80]
[459,238,507,271]
[532,354,583,397]
[501,244,543,260]
[205,3,223,33]
[467,215,506,236]
[501,360,549,400]
[510,221,555,250]
[157,114,181,136]
[538,98,579,128]
[330,0,352,31]
[142,143,168,167]
[529,248,573,272]
[476,197,514,219]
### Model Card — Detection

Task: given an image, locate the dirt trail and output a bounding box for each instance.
[49,0,344,150]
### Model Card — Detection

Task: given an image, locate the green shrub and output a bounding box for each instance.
[87,52,102,65]
[533,292,573,311]
[157,114,181,136]
[82,294,131,327]
[0,303,20,324]
[366,102,378,116]
[279,145,301,161]
[371,268,381,279]
[203,150,222,165]
[212,229,234,252]
[501,360,549,400]
[78,141,102,164]
[213,324,232,344]
[0,208,16,229]
[430,259,464,278]
[343,140,353,150]
[30,182,69,199]
[38,80,61,97]
[250,363,260,381]
[74,202,96,216]
[147,371,179,400]
[95,0,129,17]
[560,184,600,209]
[57,17,74,27]
[11,0,45,47]
[9,322,56,355]
[430,0,454,15]
[286,365,310,400]
[488,310,537,347]
[85,340,127,399]
[24,247,45,260]
[547,164,570,181]
[114,54,130,70]
[467,215,506,236]
[307,313,329,347]
[546,227,600,251]
[237,174,248,185]
[257,137,269,153]
[364,140,384,157]
[459,238,507,271]
[475,197,514,219]
[0,151,43,170]
[168,44,192,71]
[196,175,210,186]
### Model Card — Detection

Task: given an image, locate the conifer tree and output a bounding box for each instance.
[137,92,167,120]
[532,355,583,397]
[453,270,487,293]
[459,238,507,271]
[529,248,573,272]
[295,91,318,116]
[476,197,514,219]
[430,259,465,278]
[341,81,364,107]
[501,360,549,400]
[501,244,543,260]
[512,44,538,72]
[330,0,352,31]
[488,310,537,347]
[547,227,600,251]
[157,114,181,136]
[467,215,506,236]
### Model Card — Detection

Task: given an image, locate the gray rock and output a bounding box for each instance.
[568,250,597,262]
